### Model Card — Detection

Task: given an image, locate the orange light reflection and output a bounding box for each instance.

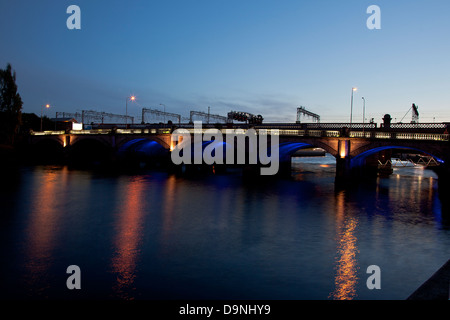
[329,191,359,300]
[161,174,177,246]
[110,177,146,299]
[25,167,67,290]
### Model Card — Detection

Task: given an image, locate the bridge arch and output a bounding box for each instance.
[68,134,112,149]
[277,137,339,159]
[115,136,171,151]
[30,135,64,147]
[116,138,170,168]
[278,142,314,162]
[68,138,113,166]
[180,140,338,165]
[276,140,340,163]
[118,138,169,157]
[174,140,233,163]
[31,138,65,162]
[350,145,446,169]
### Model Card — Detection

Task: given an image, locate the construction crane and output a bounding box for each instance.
[227,111,263,124]
[412,103,419,123]
[141,108,181,124]
[189,108,227,124]
[296,106,320,123]
[81,110,134,124]
[398,103,419,123]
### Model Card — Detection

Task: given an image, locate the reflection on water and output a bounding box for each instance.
[110,176,146,299]
[329,190,359,300]
[24,166,68,295]
[0,156,449,300]
[160,174,177,249]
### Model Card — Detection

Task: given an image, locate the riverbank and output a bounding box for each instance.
[407,259,450,300]
[0,144,18,165]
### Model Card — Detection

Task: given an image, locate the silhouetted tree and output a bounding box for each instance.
[0,63,23,145]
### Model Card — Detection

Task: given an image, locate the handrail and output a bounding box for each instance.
[29,128,450,142]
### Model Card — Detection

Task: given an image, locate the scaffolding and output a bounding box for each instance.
[296,106,320,123]
[81,110,134,124]
[141,108,181,124]
[189,108,227,124]
[55,112,82,122]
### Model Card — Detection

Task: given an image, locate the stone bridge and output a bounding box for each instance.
[27,123,450,179]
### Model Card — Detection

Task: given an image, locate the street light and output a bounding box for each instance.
[350,87,357,129]
[362,97,366,135]
[126,95,136,125]
[40,104,50,131]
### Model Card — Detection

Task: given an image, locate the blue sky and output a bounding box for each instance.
[1,0,450,123]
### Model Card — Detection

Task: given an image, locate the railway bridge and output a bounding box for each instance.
[27,122,450,178]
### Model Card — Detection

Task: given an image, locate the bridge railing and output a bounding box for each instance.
[349,131,449,141]
[32,131,67,136]
[29,126,450,142]
[302,123,377,130]
[255,123,377,130]
[168,127,450,141]
[67,129,111,135]
[256,122,450,134]
[380,122,448,130]
[115,128,172,134]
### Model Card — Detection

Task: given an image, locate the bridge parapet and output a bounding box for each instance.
[29,126,450,145]
[380,122,449,131]
[350,131,449,141]
[26,124,450,182]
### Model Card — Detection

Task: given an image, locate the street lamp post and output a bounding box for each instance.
[362,97,366,135]
[126,96,136,125]
[40,104,50,131]
[350,87,357,129]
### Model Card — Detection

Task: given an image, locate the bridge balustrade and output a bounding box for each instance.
[73,129,111,135]
[32,130,66,136]
[381,122,447,130]
[30,125,450,142]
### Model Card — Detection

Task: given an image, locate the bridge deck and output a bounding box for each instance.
[31,126,450,142]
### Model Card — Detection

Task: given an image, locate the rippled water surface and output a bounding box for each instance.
[0,155,449,300]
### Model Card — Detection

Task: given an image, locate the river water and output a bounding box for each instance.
[0,154,449,300]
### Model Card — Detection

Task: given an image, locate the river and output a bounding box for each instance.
[0,154,449,300]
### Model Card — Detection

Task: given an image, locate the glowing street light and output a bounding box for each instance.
[40,104,50,131]
[126,95,136,125]
[350,87,357,129]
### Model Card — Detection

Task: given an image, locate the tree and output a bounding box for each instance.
[0,63,23,145]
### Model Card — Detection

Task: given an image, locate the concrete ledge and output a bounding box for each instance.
[407,259,450,300]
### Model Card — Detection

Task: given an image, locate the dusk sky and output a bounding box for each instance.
[1,0,450,123]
